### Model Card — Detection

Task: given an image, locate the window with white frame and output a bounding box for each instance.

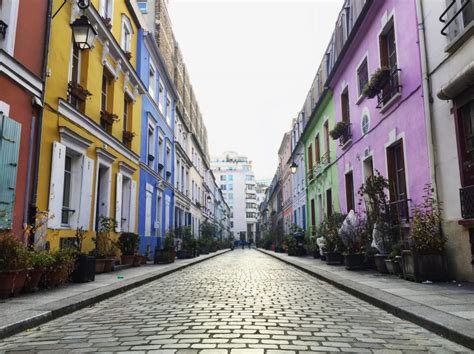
[158,135,164,169]
[166,95,172,126]
[99,0,114,21]
[158,81,164,112]
[120,15,133,54]
[165,143,171,182]
[148,64,156,98]
[0,0,19,55]
[147,123,155,168]
[357,57,368,98]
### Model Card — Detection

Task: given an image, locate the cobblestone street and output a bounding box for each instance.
[0,250,470,353]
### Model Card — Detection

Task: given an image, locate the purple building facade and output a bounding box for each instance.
[330,0,431,225]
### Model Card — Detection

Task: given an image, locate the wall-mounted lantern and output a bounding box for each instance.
[71,15,97,50]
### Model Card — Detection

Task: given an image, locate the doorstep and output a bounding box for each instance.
[258,248,474,350]
[0,250,230,339]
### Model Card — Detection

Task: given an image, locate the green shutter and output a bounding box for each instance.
[0,114,22,229]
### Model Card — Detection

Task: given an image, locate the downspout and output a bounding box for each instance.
[416,0,439,200]
[31,0,53,222]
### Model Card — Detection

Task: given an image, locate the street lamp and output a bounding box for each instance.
[71,15,97,50]
[290,161,298,174]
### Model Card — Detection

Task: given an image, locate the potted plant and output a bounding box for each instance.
[118,232,140,265]
[24,251,54,292]
[122,130,135,144]
[329,121,350,140]
[177,227,196,259]
[44,249,75,288]
[358,172,397,273]
[322,213,346,265]
[385,243,402,276]
[0,232,30,299]
[91,216,117,273]
[70,227,96,283]
[155,230,176,264]
[362,66,390,98]
[340,211,366,270]
[68,81,92,102]
[403,186,447,282]
[100,110,119,130]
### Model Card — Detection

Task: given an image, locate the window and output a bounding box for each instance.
[99,0,114,21]
[148,64,156,98]
[315,134,321,164]
[345,171,355,213]
[228,175,233,181]
[61,155,73,225]
[101,74,108,112]
[307,145,313,180]
[326,189,333,217]
[123,96,133,146]
[220,184,227,191]
[136,0,148,13]
[341,87,350,123]
[387,140,408,222]
[443,0,474,42]
[95,163,112,231]
[121,15,133,53]
[147,124,155,168]
[165,144,171,182]
[361,113,370,135]
[310,198,316,228]
[324,121,330,162]
[380,20,397,70]
[220,175,226,181]
[69,44,83,110]
[158,135,164,169]
[158,81,164,112]
[166,95,172,126]
[357,57,368,97]
[363,156,374,182]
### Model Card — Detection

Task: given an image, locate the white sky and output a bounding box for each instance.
[168,0,344,180]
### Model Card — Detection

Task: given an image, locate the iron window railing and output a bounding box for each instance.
[460,185,474,219]
[377,66,402,108]
[388,198,411,224]
[440,0,473,38]
[339,123,352,147]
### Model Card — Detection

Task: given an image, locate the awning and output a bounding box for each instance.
[437,61,474,100]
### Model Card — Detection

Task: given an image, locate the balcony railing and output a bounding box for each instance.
[314,151,330,177]
[388,198,411,225]
[440,0,473,39]
[0,20,8,39]
[339,123,352,147]
[460,185,474,219]
[377,67,401,109]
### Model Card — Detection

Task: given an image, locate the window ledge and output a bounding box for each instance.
[444,22,474,54]
[379,92,401,114]
[355,94,366,105]
[340,139,353,150]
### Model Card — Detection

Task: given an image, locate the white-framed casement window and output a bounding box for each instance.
[136,0,148,14]
[48,129,94,230]
[147,122,155,168]
[0,0,19,55]
[158,134,164,170]
[356,56,369,99]
[166,95,172,126]
[158,81,164,113]
[68,43,83,110]
[156,192,162,237]
[165,142,171,182]
[443,0,473,43]
[120,15,133,54]
[148,64,156,99]
[94,149,114,231]
[145,183,153,236]
[99,0,114,22]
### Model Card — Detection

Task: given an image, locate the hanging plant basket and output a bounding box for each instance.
[68,82,92,102]
[122,130,135,142]
[100,110,119,125]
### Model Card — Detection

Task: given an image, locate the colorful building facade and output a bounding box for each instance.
[37,0,144,250]
[137,29,175,255]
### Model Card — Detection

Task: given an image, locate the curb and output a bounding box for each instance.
[258,248,474,350]
[0,249,230,340]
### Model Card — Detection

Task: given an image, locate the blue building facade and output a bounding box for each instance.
[137,30,176,257]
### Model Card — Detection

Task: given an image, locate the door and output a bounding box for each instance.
[458,100,474,186]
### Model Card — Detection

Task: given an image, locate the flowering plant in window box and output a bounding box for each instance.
[329,121,350,140]
[100,110,119,125]
[68,81,92,102]
[124,51,132,61]
[102,17,112,29]
[122,130,135,143]
[362,66,390,98]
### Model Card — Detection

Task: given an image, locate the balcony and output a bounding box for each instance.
[339,123,352,148]
[460,185,474,219]
[376,67,402,110]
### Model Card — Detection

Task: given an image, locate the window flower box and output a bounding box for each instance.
[68,82,92,103]
[124,51,132,61]
[122,130,135,143]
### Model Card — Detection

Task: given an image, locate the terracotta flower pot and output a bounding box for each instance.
[10,269,27,296]
[103,259,114,273]
[95,259,106,274]
[0,270,17,299]
[132,255,141,267]
[23,268,44,293]
[121,255,135,265]
[44,267,65,288]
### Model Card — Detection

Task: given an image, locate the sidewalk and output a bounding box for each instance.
[258,248,474,350]
[0,249,229,340]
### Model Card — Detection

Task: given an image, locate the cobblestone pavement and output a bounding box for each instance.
[0,250,470,353]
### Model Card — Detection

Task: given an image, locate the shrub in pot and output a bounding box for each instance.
[24,250,54,292]
[403,186,447,282]
[340,211,367,270]
[71,227,96,283]
[118,232,140,265]
[155,231,176,264]
[92,217,117,273]
[44,249,75,288]
[0,232,30,299]
[322,213,346,265]
[177,227,195,259]
[386,243,402,276]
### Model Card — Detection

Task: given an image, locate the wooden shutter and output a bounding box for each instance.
[129,179,137,232]
[115,173,123,232]
[48,142,66,228]
[78,156,94,230]
[0,115,21,229]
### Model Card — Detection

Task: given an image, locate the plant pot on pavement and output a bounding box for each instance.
[71,254,96,283]
[95,259,106,274]
[132,255,142,267]
[121,255,135,265]
[103,259,114,273]
[344,253,365,270]
[11,269,28,296]
[325,252,343,265]
[402,250,447,282]
[0,270,17,299]
[23,268,44,293]
[374,254,389,274]
[394,256,403,276]
[385,259,396,275]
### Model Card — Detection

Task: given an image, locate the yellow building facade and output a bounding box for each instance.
[37,0,145,251]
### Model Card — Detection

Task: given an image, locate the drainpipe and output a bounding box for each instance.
[31,0,53,221]
[416,0,439,200]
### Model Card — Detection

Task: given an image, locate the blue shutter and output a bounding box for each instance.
[0,114,22,229]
